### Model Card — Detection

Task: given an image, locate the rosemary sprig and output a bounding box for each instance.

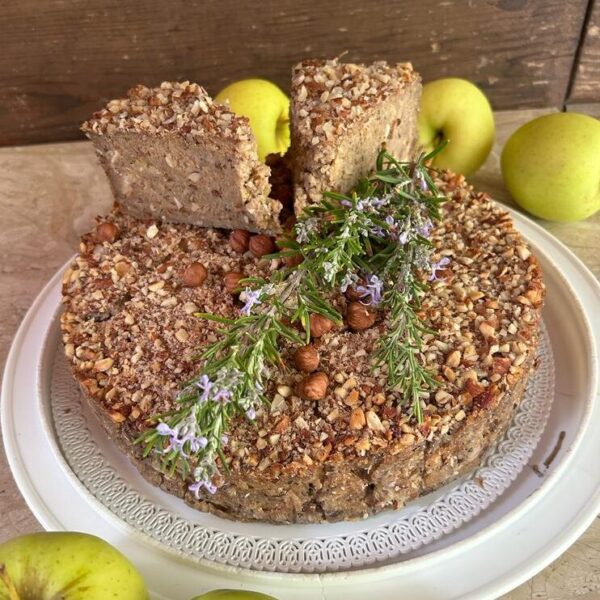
[137,146,447,496]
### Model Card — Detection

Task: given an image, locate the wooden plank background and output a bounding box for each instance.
[569,0,600,103]
[0,0,597,147]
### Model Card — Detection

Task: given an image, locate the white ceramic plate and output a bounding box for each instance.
[2,209,599,600]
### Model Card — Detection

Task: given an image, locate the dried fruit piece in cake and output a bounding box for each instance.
[82,82,282,233]
[291,58,422,214]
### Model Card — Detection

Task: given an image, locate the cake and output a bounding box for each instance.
[60,172,544,523]
[82,82,282,233]
[291,59,422,214]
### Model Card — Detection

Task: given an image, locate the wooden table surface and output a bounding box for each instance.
[0,108,599,599]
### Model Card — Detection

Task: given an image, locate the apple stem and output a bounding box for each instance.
[0,564,21,600]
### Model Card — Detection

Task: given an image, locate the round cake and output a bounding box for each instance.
[60,172,544,523]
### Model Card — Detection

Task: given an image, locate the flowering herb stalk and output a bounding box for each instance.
[137,146,447,495]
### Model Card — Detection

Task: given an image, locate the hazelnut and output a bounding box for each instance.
[249,234,275,258]
[182,262,208,287]
[298,372,328,401]
[96,222,119,243]
[223,271,244,294]
[229,229,251,254]
[309,314,334,338]
[293,345,320,372]
[285,253,304,268]
[346,302,376,330]
[345,286,364,302]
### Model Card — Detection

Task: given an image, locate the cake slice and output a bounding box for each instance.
[291,59,422,214]
[82,82,282,233]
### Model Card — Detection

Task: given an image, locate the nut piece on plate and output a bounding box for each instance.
[81,82,282,233]
[229,229,251,254]
[96,222,119,243]
[309,314,334,338]
[223,271,245,294]
[298,372,329,400]
[346,301,376,330]
[182,262,208,287]
[293,345,320,372]
[249,234,276,257]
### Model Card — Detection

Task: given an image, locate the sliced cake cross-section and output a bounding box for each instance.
[82,82,282,233]
[291,59,422,214]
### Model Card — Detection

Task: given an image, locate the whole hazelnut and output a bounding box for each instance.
[345,286,364,302]
[285,253,304,268]
[96,222,119,243]
[346,301,376,330]
[249,234,275,258]
[298,372,329,401]
[229,229,251,254]
[294,345,320,373]
[223,271,245,294]
[182,262,208,287]
[309,314,334,338]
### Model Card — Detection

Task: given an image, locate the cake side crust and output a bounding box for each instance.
[83,81,282,233]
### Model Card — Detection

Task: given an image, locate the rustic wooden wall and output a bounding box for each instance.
[569,0,600,104]
[0,0,596,146]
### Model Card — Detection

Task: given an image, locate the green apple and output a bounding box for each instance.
[501,112,600,222]
[215,79,290,161]
[190,591,278,600]
[0,532,148,599]
[418,78,495,175]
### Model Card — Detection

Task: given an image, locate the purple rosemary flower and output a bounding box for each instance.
[185,434,208,453]
[196,374,213,402]
[398,230,410,245]
[340,199,352,208]
[369,225,386,238]
[221,434,229,445]
[213,388,231,404]
[416,172,428,192]
[165,433,188,456]
[246,407,256,420]
[188,479,217,498]
[156,422,188,455]
[156,422,176,437]
[429,257,451,281]
[355,274,384,305]
[418,220,434,238]
[241,288,262,315]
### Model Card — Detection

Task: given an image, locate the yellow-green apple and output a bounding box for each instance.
[190,590,278,599]
[418,78,495,175]
[501,112,600,222]
[215,79,290,161]
[0,532,148,599]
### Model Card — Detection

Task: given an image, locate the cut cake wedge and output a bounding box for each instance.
[82,82,282,233]
[291,58,422,214]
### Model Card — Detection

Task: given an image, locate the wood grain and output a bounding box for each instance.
[570,0,600,104]
[0,0,589,146]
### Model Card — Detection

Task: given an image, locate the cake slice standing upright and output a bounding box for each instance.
[82,81,282,233]
[291,58,422,214]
